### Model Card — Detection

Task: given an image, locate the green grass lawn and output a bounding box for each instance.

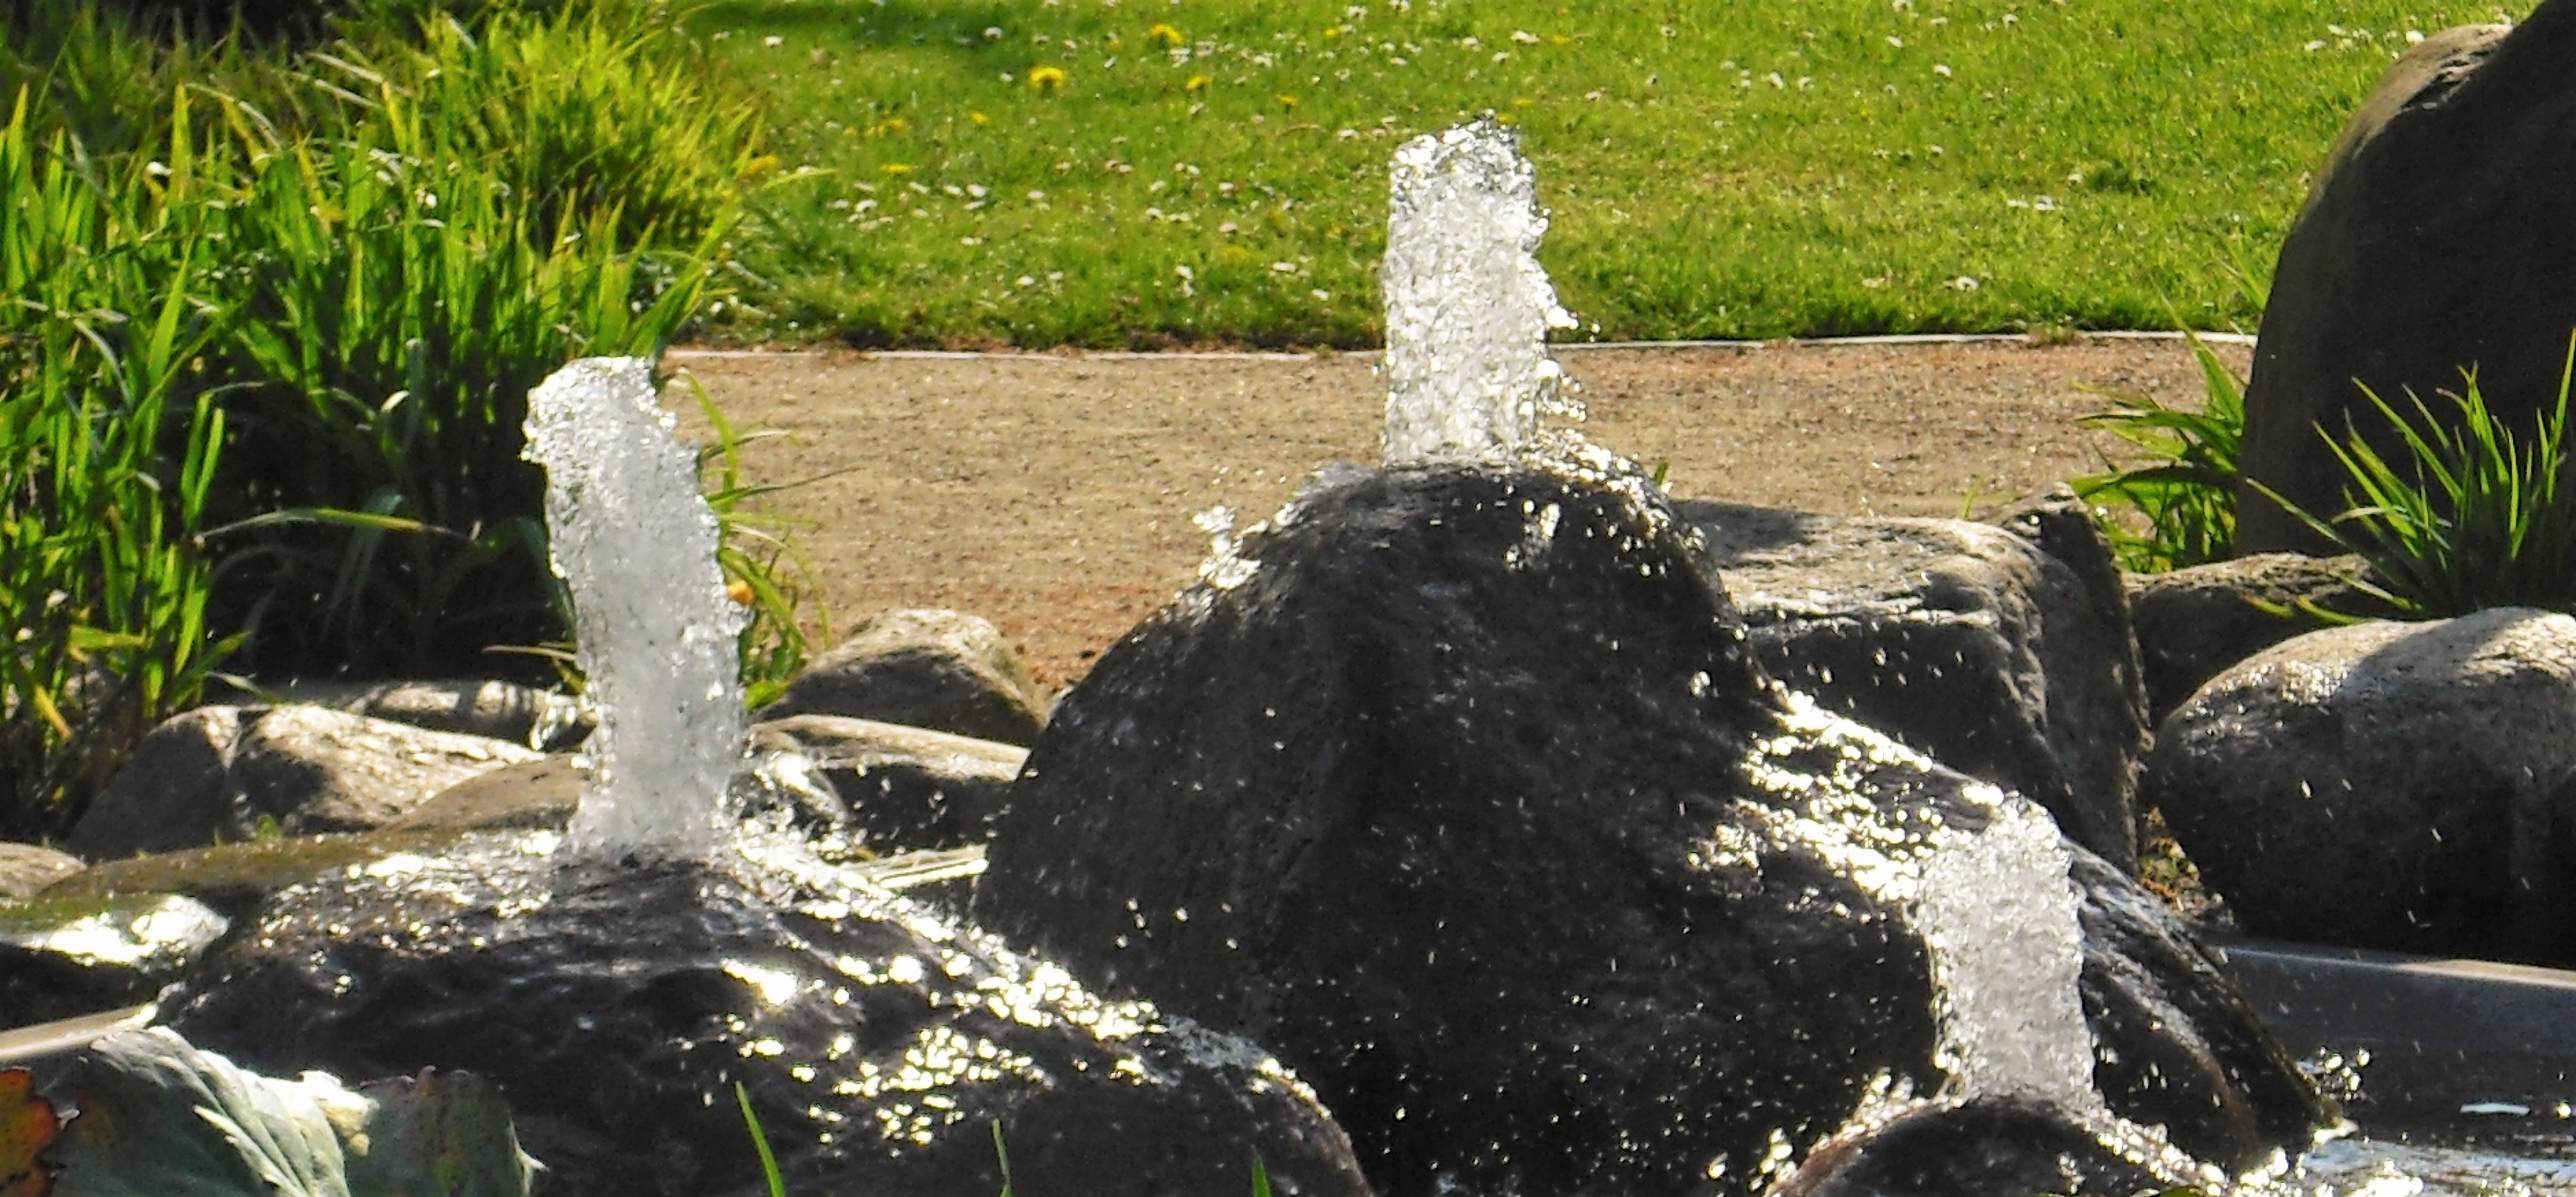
[697,0,2526,349]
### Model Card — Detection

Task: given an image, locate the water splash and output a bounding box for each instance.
[523,358,745,858]
[1381,119,1578,464]
[1915,797,2106,1113]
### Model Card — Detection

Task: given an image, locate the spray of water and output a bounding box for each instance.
[523,358,746,858]
[1914,796,2106,1113]
[1381,119,1578,464]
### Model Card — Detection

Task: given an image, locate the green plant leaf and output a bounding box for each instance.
[48,1028,535,1197]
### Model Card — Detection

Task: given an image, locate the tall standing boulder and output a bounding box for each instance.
[2234,14,2570,551]
[973,461,2325,1197]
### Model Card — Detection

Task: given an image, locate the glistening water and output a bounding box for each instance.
[1381,119,1578,464]
[492,120,2575,1193]
[523,357,746,858]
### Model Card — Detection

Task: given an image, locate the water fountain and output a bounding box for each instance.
[1381,119,1578,464]
[107,119,2565,1197]
[522,357,746,858]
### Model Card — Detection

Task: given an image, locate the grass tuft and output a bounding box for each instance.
[2259,340,2576,618]
[2072,329,2245,572]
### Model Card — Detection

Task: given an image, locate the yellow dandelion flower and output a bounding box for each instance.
[1277,94,1299,108]
[881,163,913,176]
[969,110,991,125]
[1185,74,1212,92]
[1028,64,1069,91]
[1147,23,1184,48]
[740,154,782,179]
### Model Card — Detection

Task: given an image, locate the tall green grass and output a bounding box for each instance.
[2263,352,2576,618]
[0,0,768,836]
[200,73,725,676]
[0,90,235,839]
[2073,331,2247,572]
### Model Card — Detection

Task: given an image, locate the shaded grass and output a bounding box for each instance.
[692,0,2528,348]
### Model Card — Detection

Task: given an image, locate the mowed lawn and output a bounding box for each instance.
[692,0,2531,348]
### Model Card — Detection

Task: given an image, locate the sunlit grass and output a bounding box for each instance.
[694,0,2529,348]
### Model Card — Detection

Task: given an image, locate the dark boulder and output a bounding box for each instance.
[2123,553,2394,721]
[2146,608,2576,963]
[973,461,2323,1196]
[753,715,1025,851]
[761,609,1052,745]
[163,836,1371,1197]
[2068,850,2328,1161]
[68,705,540,860]
[1683,496,2149,869]
[2234,14,2569,552]
[1767,1098,2164,1197]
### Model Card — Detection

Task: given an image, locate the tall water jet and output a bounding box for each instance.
[1381,119,1578,464]
[523,357,745,857]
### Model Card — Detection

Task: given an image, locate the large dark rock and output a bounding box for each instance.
[1681,496,2149,870]
[2146,608,2576,963]
[69,705,540,860]
[163,836,1371,1197]
[2234,14,2569,552]
[2123,552,2394,721]
[762,609,1052,745]
[1767,1098,2164,1197]
[753,715,1026,851]
[973,461,2323,1196]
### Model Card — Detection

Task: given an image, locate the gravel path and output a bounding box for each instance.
[675,336,2251,689]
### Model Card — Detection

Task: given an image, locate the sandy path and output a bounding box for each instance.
[674,338,2249,689]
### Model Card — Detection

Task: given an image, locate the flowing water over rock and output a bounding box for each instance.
[164,830,1371,1197]
[523,357,746,857]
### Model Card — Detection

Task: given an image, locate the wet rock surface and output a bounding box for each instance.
[2,892,226,1026]
[2147,609,2576,964]
[2236,11,2567,552]
[754,715,1026,851]
[2069,850,2333,1162]
[37,829,473,919]
[761,609,1052,746]
[69,705,540,860]
[163,836,1371,1197]
[1766,1098,2164,1197]
[2124,552,2395,721]
[1681,497,2148,871]
[973,461,2320,1196]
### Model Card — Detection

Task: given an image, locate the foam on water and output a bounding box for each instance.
[1381,119,1577,464]
[524,357,746,858]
